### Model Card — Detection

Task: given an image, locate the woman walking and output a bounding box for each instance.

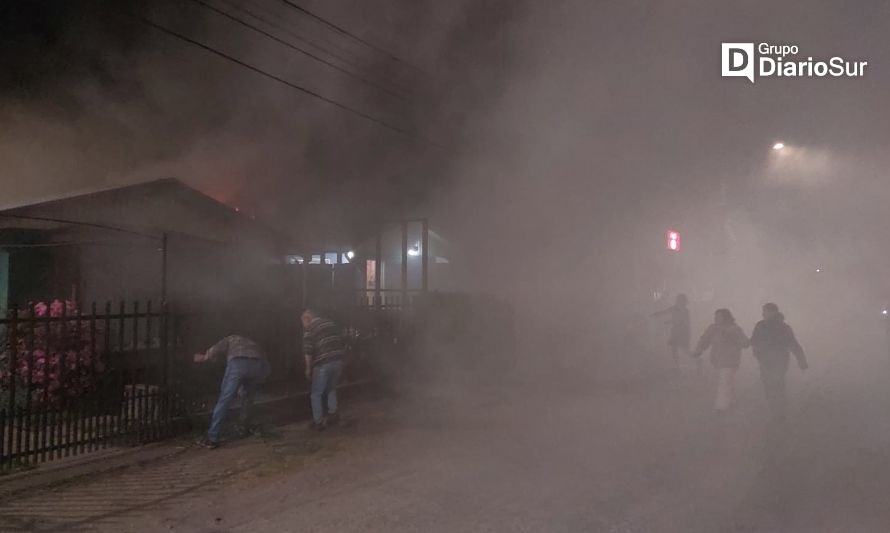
[691,309,749,412]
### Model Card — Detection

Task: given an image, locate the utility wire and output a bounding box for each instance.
[187,0,408,101]
[219,0,413,96]
[0,213,159,239]
[277,0,430,77]
[136,15,439,146]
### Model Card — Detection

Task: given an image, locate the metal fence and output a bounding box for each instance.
[0,301,179,472]
[340,291,417,382]
[0,293,420,472]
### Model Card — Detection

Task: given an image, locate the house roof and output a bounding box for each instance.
[0,178,290,249]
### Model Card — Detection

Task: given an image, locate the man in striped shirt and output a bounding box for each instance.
[301,309,346,429]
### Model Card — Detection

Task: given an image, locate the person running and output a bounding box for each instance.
[301,309,347,430]
[750,303,807,422]
[691,309,749,412]
[194,335,271,449]
[652,294,692,370]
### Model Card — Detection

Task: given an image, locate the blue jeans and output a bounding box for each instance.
[310,360,344,423]
[207,357,271,443]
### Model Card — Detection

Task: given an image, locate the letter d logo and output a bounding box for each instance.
[722,43,754,83]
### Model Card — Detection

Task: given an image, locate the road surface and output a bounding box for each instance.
[1,339,888,532]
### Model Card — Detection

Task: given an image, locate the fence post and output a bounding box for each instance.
[89,302,98,452]
[24,303,35,465]
[160,300,169,417]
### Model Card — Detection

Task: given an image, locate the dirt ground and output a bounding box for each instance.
[1,341,889,532]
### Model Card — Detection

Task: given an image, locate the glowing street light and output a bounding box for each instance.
[346,250,355,260]
[772,142,785,151]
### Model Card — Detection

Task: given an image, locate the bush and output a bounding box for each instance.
[1,300,106,408]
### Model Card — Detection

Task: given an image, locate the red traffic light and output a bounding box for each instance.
[667,230,680,251]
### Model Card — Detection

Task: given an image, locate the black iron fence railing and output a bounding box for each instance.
[0,301,180,472]
[0,291,417,473]
[0,293,421,472]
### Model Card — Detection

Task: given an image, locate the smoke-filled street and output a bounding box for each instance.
[2,330,888,532]
[4,1,890,531]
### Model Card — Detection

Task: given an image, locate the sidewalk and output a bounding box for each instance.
[0,390,389,532]
[0,380,381,499]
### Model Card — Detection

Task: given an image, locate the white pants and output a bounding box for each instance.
[714,368,737,411]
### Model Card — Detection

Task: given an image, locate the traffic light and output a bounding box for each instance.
[667,230,680,251]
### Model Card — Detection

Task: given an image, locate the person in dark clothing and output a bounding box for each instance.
[750,303,808,421]
[692,308,749,412]
[301,309,347,430]
[652,294,692,370]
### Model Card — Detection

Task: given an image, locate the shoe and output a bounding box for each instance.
[198,437,219,449]
[310,421,326,431]
[326,413,340,427]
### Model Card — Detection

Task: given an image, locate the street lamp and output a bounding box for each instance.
[772,142,785,151]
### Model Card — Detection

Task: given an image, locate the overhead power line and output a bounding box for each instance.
[277,0,430,77]
[219,0,413,96]
[188,0,408,101]
[135,15,439,146]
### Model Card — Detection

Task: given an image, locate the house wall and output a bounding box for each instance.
[0,251,8,312]
[352,223,457,293]
[77,241,163,308]
[7,248,71,305]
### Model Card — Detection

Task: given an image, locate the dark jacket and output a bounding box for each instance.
[750,314,807,369]
[651,305,691,348]
[693,323,749,369]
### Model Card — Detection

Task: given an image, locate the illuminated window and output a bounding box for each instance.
[366,260,376,290]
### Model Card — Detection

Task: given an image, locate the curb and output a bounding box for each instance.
[0,440,189,500]
[0,379,384,499]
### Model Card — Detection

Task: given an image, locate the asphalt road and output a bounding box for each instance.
[2,338,888,532]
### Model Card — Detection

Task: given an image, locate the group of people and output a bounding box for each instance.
[194,308,347,449]
[654,296,808,418]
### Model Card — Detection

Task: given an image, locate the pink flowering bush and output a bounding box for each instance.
[1,300,106,408]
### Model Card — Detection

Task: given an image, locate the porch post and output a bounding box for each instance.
[421,218,429,293]
[375,231,382,309]
[401,221,408,305]
[160,232,168,306]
